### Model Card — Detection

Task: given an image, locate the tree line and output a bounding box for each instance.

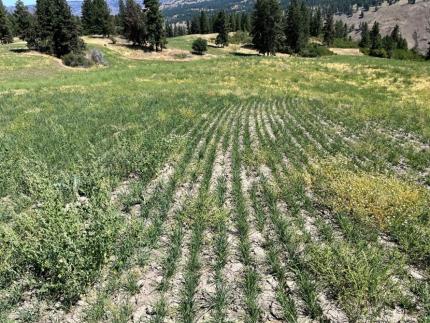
[165,11,252,39]
[165,0,347,55]
[1,0,429,60]
[107,0,166,50]
[249,0,429,58]
[249,0,338,55]
[0,0,165,57]
[1,0,31,44]
[81,0,165,51]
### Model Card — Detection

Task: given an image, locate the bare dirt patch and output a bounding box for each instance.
[329,48,364,56]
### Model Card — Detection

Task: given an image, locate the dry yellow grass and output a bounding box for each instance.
[329,48,364,56]
[311,157,429,227]
[82,36,215,61]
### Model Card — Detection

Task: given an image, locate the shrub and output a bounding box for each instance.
[369,48,388,58]
[0,170,121,303]
[300,44,334,57]
[391,49,423,61]
[229,31,251,45]
[192,38,208,55]
[62,52,93,68]
[89,49,107,65]
[332,37,359,48]
[360,47,370,55]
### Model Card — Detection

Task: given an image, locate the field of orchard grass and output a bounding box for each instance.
[1,36,429,322]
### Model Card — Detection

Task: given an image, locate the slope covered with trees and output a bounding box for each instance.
[337,0,430,55]
[161,0,418,21]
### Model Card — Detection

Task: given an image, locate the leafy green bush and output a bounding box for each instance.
[229,31,251,45]
[369,48,388,58]
[391,49,424,61]
[300,44,334,57]
[0,168,121,304]
[332,37,359,48]
[62,52,93,68]
[191,38,208,55]
[362,47,423,61]
[360,47,370,55]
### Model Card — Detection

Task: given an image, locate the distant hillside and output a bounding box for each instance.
[160,0,254,21]
[337,0,430,54]
[6,0,130,15]
[6,0,255,19]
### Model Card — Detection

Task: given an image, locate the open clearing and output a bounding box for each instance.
[0,36,429,322]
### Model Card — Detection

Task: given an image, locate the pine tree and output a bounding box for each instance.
[359,22,370,48]
[13,0,33,40]
[92,0,113,36]
[81,0,93,34]
[166,23,173,37]
[251,0,283,55]
[28,0,82,56]
[229,13,236,32]
[334,20,344,38]
[123,0,145,45]
[300,2,310,45]
[390,24,400,44]
[0,0,13,44]
[235,14,241,32]
[426,41,430,60]
[186,20,190,34]
[190,16,200,34]
[214,11,229,47]
[310,8,322,37]
[322,13,334,46]
[82,0,112,36]
[241,12,251,32]
[390,24,407,49]
[118,0,125,31]
[144,0,165,51]
[199,11,209,34]
[285,0,309,53]
[50,0,83,57]
[369,21,381,50]
[32,0,54,51]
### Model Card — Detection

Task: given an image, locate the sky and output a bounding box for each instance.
[4,0,36,6]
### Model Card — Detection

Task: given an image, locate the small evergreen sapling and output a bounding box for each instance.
[192,37,207,55]
[214,11,229,48]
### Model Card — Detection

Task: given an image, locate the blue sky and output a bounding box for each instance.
[4,0,35,6]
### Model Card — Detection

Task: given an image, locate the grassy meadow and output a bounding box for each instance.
[0,36,429,322]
